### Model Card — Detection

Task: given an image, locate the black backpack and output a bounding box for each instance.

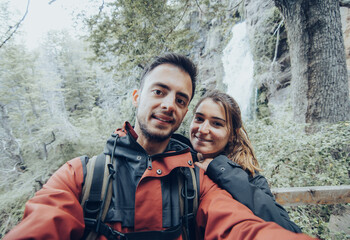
[80,153,199,240]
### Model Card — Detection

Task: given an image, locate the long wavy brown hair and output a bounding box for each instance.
[194,90,262,176]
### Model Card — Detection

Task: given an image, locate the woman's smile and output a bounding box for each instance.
[193,135,213,143]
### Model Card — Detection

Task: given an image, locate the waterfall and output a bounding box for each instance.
[222,22,254,119]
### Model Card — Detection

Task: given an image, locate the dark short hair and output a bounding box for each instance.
[140,53,197,100]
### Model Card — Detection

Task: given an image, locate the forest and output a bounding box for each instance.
[0,0,349,239]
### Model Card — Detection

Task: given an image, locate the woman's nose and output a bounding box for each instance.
[198,121,210,134]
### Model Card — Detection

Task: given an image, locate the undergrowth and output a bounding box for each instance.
[246,118,350,239]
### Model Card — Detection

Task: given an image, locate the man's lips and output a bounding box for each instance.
[152,113,174,123]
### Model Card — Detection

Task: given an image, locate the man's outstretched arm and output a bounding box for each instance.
[4,158,85,240]
[196,171,317,240]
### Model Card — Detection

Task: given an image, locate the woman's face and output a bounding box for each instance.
[190,98,230,158]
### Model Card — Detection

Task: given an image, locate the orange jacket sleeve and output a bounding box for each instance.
[4,158,85,240]
[196,171,317,240]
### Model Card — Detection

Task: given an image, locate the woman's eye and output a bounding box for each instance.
[214,122,224,127]
[195,116,203,122]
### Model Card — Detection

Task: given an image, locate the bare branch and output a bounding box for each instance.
[195,0,203,14]
[47,131,56,145]
[227,0,243,12]
[272,19,284,63]
[0,163,22,174]
[0,0,30,48]
[48,0,57,4]
[99,0,105,14]
[43,131,56,160]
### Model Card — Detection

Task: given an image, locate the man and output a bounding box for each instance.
[4,53,316,240]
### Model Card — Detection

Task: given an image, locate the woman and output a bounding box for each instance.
[189,90,301,233]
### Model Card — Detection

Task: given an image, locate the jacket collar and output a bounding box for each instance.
[103,122,194,177]
[104,121,192,159]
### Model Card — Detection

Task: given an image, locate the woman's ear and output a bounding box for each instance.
[132,89,139,107]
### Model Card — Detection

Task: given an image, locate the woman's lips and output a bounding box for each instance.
[194,135,213,142]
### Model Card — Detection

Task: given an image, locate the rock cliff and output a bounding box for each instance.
[191,0,350,120]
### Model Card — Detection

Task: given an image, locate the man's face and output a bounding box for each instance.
[133,64,192,142]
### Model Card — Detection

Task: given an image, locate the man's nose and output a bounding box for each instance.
[161,95,175,112]
[198,121,210,134]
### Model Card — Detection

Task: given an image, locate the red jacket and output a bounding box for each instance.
[4,123,317,240]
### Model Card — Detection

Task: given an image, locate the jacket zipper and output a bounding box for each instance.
[147,156,152,170]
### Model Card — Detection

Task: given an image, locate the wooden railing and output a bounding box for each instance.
[271,185,350,206]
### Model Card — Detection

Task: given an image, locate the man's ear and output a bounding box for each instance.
[132,89,139,107]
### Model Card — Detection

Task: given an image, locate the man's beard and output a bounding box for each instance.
[137,119,174,142]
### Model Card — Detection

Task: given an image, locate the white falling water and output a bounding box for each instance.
[222,22,254,119]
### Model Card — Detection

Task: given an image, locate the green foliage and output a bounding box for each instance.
[256,85,270,120]
[245,116,350,239]
[247,119,349,188]
[0,43,54,175]
[41,31,99,119]
[0,187,31,239]
[85,0,197,75]
[286,204,349,239]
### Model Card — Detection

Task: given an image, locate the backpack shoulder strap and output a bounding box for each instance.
[100,155,113,220]
[81,153,113,240]
[178,166,199,240]
[190,167,199,215]
[80,155,97,207]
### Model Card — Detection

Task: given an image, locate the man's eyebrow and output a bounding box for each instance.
[195,112,226,122]
[153,82,190,101]
[177,91,190,101]
[153,82,170,91]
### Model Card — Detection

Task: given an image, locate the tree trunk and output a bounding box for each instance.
[274,0,350,124]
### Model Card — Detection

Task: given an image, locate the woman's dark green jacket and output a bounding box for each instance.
[206,155,301,233]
